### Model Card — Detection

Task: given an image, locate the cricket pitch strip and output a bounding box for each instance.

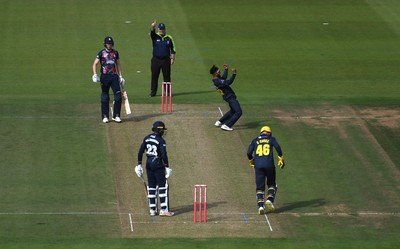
[105,104,400,238]
[105,104,285,238]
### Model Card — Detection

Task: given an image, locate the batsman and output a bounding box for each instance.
[247,126,285,214]
[135,121,174,217]
[92,36,125,123]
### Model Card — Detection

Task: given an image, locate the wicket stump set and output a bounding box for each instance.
[193,184,207,223]
[161,82,172,112]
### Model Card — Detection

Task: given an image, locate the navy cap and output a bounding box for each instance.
[158,23,166,30]
[152,121,167,132]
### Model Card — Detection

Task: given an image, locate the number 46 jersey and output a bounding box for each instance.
[247,134,283,169]
[138,133,169,169]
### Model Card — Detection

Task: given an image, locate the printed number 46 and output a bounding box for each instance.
[146,144,158,156]
[256,144,270,156]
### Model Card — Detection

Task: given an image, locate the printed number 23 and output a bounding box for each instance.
[256,144,270,156]
[146,144,158,156]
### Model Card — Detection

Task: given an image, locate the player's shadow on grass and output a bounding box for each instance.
[124,113,163,122]
[172,90,213,97]
[233,121,264,130]
[275,198,326,213]
[172,201,227,216]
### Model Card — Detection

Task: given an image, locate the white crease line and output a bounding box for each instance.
[0,211,398,216]
[264,213,273,231]
[0,212,117,215]
[1,114,398,120]
[0,116,98,119]
[128,213,134,232]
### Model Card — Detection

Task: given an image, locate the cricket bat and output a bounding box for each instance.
[123,91,132,115]
[120,80,131,115]
[140,175,148,197]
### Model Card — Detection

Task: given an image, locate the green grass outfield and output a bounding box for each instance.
[1,0,399,248]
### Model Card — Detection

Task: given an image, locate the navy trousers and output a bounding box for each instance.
[100,74,122,118]
[146,163,170,211]
[219,97,242,128]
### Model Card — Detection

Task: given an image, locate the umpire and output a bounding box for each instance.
[247,126,285,214]
[149,20,176,97]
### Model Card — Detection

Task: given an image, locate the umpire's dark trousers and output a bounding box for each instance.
[151,57,171,96]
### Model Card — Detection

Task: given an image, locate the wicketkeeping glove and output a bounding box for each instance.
[92,74,99,83]
[135,164,143,178]
[165,167,172,179]
[249,159,255,169]
[278,156,285,169]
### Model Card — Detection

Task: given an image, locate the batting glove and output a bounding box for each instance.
[278,156,285,169]
[165,167,172,179]
[119,76,125,88]
[249,159,255,169]
[92,74,99,83]
[135,165,143,178]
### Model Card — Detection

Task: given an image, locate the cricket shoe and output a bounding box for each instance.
[221,124,233,131]
[159,209,174,217]
[112,117,122,123]
[102,117,109,123]
[258,206,265,215]
[149,209,157,216]
[265,200,275,212]
[214,121,222,127]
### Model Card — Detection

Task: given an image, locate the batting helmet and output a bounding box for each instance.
[260,126,271,133]
[104,36,114,46]
[152,121,167,136]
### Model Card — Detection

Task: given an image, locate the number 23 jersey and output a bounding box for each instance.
[138,134,169,168]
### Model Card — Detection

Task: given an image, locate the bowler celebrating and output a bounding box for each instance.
[210,64,242,131]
